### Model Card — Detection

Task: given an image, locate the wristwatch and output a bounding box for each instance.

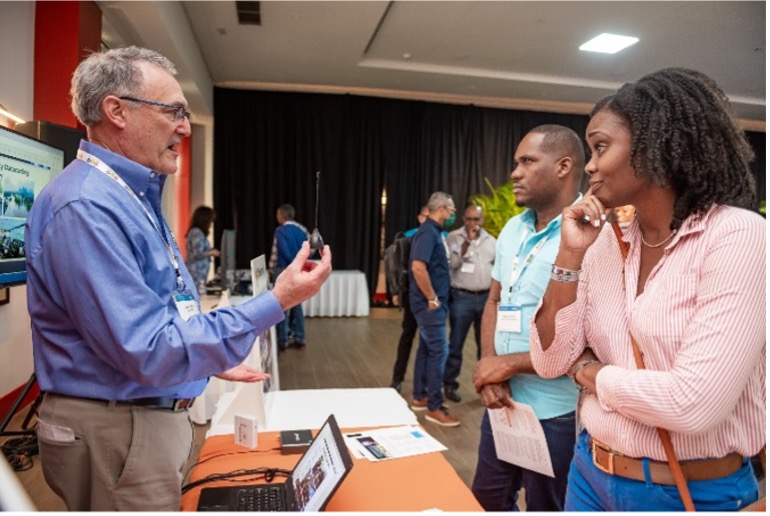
[428,297,441,308]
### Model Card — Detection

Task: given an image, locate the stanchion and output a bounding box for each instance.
[0,373,41,438]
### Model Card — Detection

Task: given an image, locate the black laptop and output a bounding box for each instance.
[197,415,354,512]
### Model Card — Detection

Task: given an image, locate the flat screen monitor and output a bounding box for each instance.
[220,229,237,293]
[0,125,65,288]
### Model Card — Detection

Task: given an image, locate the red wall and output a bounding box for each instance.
[1,1,193,415]
[34,1,101,129]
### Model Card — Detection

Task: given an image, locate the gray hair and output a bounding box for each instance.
[70,46,177,126]
[277,204,295,220]
[427,192,453,212]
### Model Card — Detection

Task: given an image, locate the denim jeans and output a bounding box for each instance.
[411,305,449,411]
[444,288,488,390]
[277,304,305,347]
[472,410,576,511]
[566,430,759,511]
[391,292,418,384]
[275,266,305,347]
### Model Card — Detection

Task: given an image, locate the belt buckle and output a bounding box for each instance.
[172,398,194,412]
[592,439,615,475]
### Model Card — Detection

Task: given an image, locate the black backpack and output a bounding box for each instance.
[384,233,412,297]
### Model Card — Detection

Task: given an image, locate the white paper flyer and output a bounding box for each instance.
[344,425,447,462]
[488,402,555,477]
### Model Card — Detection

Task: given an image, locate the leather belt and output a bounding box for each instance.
[590,437,743,485]
[115,396,195,412]
[48,393,195,412]
[451,287,490,295]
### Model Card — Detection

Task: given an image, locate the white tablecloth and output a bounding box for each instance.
[207,387,417,436]
[301,270,370,317]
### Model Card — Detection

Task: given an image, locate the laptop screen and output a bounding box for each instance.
[290,417,352,512]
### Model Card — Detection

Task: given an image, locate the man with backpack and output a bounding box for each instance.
[386,206,428,392]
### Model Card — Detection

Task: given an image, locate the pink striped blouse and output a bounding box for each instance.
[531,205,766,461]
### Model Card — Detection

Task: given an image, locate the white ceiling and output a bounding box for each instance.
[98,1,766,129]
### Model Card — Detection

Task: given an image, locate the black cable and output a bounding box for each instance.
[181,466,292,494]
[182,446,281,484]
[1,435,39,471]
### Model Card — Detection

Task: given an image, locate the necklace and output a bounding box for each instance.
[641,229,677,248]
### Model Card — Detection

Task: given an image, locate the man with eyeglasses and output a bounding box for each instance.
[25,47,331,511]
[443,205,496,403]
[408,192,461,427]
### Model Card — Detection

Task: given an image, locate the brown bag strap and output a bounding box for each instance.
[610,221,696,511]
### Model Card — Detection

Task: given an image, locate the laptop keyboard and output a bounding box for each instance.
[235,486,284,511]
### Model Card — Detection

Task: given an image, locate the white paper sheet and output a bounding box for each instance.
[488,402,555,478]
[343,425,447,462]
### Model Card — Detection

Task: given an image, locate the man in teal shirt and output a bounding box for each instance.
[470,125,584,511]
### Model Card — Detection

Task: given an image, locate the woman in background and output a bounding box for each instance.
[186,206,220,289]
[531,68,764,511]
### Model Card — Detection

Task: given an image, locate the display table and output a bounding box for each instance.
[181,429,482,512]
[302,270,369,317]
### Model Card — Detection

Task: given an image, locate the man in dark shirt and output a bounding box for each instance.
[408,192,460,427]
[389,205,428,392]
[269,204,310,350]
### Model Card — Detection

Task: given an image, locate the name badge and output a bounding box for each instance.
[174,292,200,321]
[461,262,476,273]
[497,305,522,333]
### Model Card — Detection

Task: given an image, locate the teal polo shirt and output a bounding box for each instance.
[492,203,579,420]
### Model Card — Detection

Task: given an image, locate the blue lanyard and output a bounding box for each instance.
[78,150,186,292]
[506,226,556,304]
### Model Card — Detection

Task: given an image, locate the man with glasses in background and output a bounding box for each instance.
[25,46,331,511]
[443,205,496,403]
[408,192,461,427]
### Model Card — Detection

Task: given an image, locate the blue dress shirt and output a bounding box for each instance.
[25,140,284,400]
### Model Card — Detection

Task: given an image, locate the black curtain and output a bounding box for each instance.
[746,131,766,205]
[213,88,765,299]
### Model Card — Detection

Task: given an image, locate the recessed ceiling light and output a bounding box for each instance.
[579,33,639,54]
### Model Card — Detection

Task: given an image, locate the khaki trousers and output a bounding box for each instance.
[37,393,194,511]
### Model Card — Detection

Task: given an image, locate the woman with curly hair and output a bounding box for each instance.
[531,68,764,511]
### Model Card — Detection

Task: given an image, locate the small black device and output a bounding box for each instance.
[309,171,324,250]
[279,429,313,455]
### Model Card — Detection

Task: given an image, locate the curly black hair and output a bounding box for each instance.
[591,68,756,230]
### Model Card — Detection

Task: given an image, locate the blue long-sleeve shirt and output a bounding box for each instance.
[25,140,284,400]
[269,221,309,275]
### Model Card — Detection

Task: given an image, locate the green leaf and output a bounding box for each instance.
[468,179,526,238]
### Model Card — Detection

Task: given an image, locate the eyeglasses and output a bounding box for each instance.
[463,217,481,222]
[119,96,191,122]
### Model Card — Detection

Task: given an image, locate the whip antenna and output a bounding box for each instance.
[309,171,324,250]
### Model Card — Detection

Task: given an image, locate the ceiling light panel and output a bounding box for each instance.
[579,33,639,54]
